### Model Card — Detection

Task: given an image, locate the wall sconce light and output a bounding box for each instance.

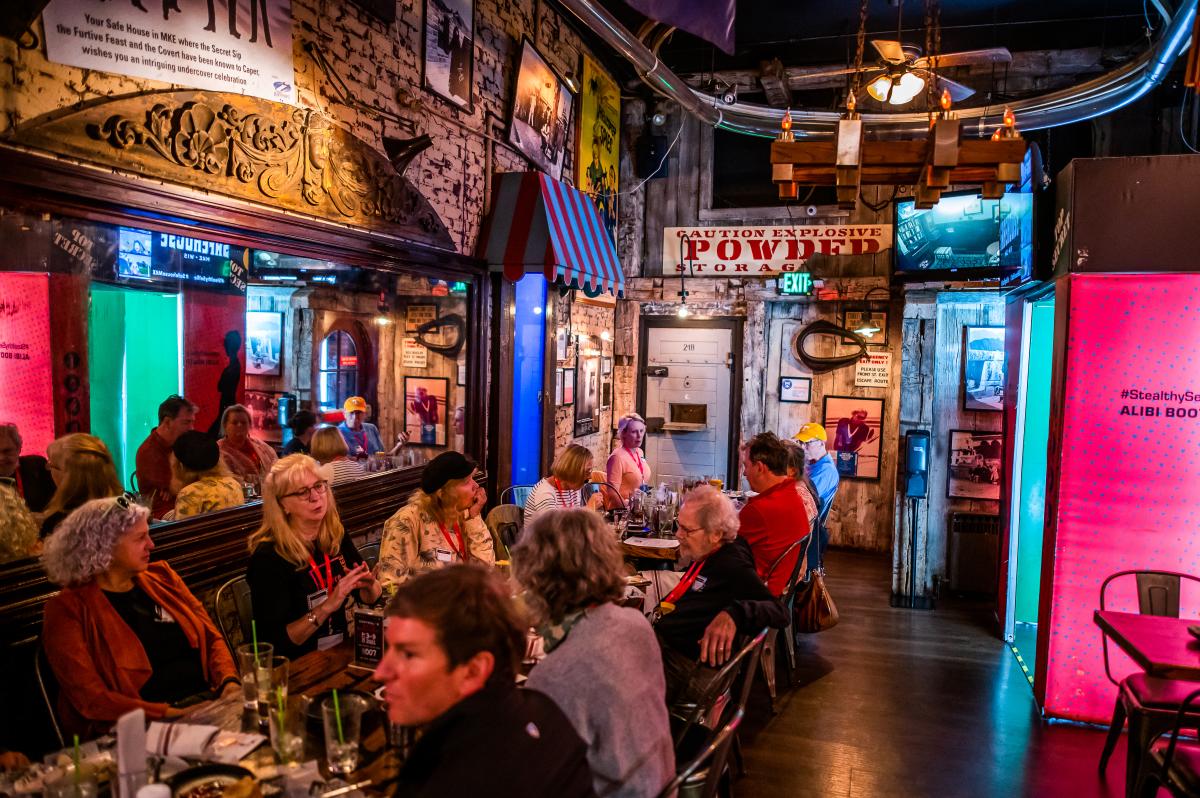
[600,330,611,342]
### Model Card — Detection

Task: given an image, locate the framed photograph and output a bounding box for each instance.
[601,356,612,375]
[509,38,573,180]
[422,0,474,111]
[555,367,564,404]
[403,376,450,447]
[822,395,884,481]
[963,326,1006,412]
[948,430,1003,500]
[842,307,888,347]
[562,368,575,405]
[601,377,612,410]
[406,304,438,334]
[779,376,811,404]
[556,327,569,362]
[457,359,467,387]
[575,54,620,246]
[574,350,601,436]
[245,311,283,376]
[244,390,286,444]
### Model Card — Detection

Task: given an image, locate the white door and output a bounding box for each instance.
[643,325,733,487]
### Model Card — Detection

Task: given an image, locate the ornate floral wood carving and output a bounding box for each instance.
[6,90,453,250]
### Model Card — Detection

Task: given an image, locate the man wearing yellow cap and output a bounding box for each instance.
[794,423,840,571]
[338,396,398,459]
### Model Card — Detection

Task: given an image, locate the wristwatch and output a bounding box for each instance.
[306,611,320,627]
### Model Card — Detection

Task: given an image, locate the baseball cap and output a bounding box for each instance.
[421,451,477,494]
[343,396,368,414]
[793,423,827,443]
[172,431,220,471]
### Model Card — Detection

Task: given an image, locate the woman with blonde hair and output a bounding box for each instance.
[217,404,277,488]
[246,454,381,657]
[604,413,649,509]
[377,451,493,589]
[514,509,674,798]
[40,433,124,538]
[523,444,603,521]
[170,431,244,519]
[309,426,365,484]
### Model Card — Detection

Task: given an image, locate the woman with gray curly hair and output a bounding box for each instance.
[42,495,239,737]
[513,509,674,798]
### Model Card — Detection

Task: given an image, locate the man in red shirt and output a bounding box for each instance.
[135,395,197,519]
[738,432,810,595]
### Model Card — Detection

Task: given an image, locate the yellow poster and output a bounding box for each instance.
[575,54,619,244]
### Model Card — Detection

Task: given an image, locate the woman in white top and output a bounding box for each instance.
[310,426,365,485]
[524,444,603,522]
[604,413,649,509]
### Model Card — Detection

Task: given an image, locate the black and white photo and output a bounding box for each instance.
[509,39,573,180]
[423,0,474,110]
[948,430,1003,500]
[963,326,1005,412]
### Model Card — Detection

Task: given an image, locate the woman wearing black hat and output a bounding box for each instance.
[377,451,493,589]
[281,411,318,457]
[171,431,245,519]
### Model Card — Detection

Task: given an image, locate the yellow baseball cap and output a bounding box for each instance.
[793,423,827,443]
[343,396,368,413]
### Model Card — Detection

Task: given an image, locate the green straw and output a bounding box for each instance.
[276,686,286,726]
[331,688,345,745]
[72,734,81,787]
[251,619,259,659]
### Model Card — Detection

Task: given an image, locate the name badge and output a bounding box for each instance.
[307,589,328,610]
[691,575,708,593]
[155,606,177,624]
[434,548,454,563]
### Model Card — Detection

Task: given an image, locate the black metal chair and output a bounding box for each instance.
[358,541,381,570]
[1097,570,1200,796]
[669,628,768,751]
[34,642,65,750]
[655,708,744,798]
[1141,687,1200,797]
[213,575,255,653]
[760,534,812,712]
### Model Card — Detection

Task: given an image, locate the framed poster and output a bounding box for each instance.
[601,356,612,375]
[822,395,884,481]
[947,430,1003,500]
[422,0,474,111]
[562,368,575,405]
[779,376,811,403]
[245,311,283,376]
[509,38,573,180]
[404,376,449,447]
[556,327,569,362]
[457,359,467,387]
[842,308,888,346]
[406,304,438,334]
[574,350,601,436]
[575,53,619,245]
[555,368,564,404]
[244,390,286,444]
[963,326,1005,412]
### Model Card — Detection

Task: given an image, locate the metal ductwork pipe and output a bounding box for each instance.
[558,0,1196,139]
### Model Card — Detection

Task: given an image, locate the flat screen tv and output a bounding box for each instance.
[894,189,1033,281]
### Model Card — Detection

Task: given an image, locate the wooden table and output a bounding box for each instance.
[184,644,401,791]
[1093,610,1200,680]
[619,539,680,562]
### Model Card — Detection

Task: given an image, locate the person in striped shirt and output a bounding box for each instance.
[524,444,603,522]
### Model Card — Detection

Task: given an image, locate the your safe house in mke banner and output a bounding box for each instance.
[663,225,893,275]
[42,0,295,104]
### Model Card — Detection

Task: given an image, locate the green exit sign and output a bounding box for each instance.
[777,272,814,296]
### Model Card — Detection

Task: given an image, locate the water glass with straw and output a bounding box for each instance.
[322,688,367,775]
[268,687,306,765]
[236,621,273,713]
[47,736,97,798]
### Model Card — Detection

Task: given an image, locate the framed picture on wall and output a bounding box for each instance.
[963,326,1005,412]
[555,368,564,404]
[245,311,283,376]
[508,38,573,180]
[556,328,569,362]
[574,349,601,437]
[947,429,1003,500]
[403,376,450,447]
[244,389,286,444]
[841,308,888,347]
[422,0,474,112]
[822,395,884,480]
[562,368,575,405]
[779,376,811,403]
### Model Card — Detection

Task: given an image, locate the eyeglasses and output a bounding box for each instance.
[280,481,329,501]
[103,491,138,517]
[676,520,705,536]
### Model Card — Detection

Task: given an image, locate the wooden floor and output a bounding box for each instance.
[738,550,1129,798]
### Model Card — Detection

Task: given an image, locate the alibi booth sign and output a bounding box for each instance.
[662,225,893,275]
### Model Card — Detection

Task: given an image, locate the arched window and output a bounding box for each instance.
[318,330,359,412]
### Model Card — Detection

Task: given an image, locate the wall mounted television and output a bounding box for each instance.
[894,188,1034,282]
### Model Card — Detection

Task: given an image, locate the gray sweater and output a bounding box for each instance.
[526,603,676,798]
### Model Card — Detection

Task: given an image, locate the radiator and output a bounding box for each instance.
[948,512,1001,594]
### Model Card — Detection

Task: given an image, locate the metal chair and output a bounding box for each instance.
[213,575,255,653]
[499,484,536,508]
[655,708,744,798]
[1098,570,1200,796]
[34,642,65,749]
[670,628,768,749]
[1142,687,1200,797]
[358,541,381,570]
[484,504,524,558]
[760,533,812,712]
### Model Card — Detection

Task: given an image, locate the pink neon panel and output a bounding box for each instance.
[1043,273,1200,723]
[0,273,55,456]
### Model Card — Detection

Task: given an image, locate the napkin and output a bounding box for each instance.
[145,723,218,759]
[623,537,680,549]
[116,709,147,798]
[204,731,267,764]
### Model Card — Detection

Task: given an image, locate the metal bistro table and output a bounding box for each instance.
[184,643,401,792]
[1093,609,1200,681]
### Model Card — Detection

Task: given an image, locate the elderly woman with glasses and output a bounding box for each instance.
[41,494,239,737]
[247,454,381,657]
[514,509,675,798]
[217,404,278,489]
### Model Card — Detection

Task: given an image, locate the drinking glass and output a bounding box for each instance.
[268,696,308,765]
[45,773,98,798]
[322,694,369,775]
[256,656,288,714]
[656,504,676,537]
[235,643,274,712]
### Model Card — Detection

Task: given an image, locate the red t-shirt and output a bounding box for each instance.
[738,478,811,595]
[135,429,175,519]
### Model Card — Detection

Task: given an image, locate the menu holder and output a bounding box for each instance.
[353,607,385,668]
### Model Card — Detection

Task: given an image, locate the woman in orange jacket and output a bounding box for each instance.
[42,494,238,737]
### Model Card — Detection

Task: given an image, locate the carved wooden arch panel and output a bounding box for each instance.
[4,89,454,251]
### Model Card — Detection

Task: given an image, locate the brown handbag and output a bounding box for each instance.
[793,568,838,633]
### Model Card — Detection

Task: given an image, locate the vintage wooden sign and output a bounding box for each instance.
[662,225,892,276]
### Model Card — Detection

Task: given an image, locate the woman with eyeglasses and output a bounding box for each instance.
[39,433,125,539]
[247,454,381,657]
[42,494,239,737]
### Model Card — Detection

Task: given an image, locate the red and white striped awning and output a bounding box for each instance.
[477,172,625,298]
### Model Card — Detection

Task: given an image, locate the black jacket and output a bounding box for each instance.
[656,537,789,660]
[17,455,55,514]
[394,681,597,798]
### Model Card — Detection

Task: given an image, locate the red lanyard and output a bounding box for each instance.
[626,447,646,479]
[662,559,707,607]
[438,522,467,561]
[551,477,576,508]
[307,552,334,593]
[13,468,23,499]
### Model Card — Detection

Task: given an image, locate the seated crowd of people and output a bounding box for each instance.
[0,400,838,796]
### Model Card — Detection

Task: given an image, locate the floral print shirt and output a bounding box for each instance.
[0,482,38,563]
[377,503,495,588]
[174,476,245,519]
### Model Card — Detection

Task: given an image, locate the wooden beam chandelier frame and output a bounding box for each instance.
[770,0,1026,210]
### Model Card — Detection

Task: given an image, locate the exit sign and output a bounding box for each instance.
[777,272,814,295]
